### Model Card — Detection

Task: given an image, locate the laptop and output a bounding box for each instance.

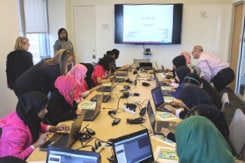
[146,101,177,135]
[114,77,125,83]
[151,87,171,112]
[46,146,101,163]
[116,71,128,76]
[91,92,111,103]
[40,114,84,151]
[111,129,154,163]
[154,62,163,73]
[139,62,153,70]
[79,95,103,121]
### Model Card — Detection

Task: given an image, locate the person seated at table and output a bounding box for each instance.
[175,116,234,163]
[44,75,85,125]
[165,85,213,119]
[0,156,27,163]
[106,49,128,72]
[171,66,191,98]
[92,55,115,85]
[161,104,230,145]
[180,51,201,76]
[13,49,73,98]
[0,91,69,160]
[162,55,187,85]
[184,73,222,109]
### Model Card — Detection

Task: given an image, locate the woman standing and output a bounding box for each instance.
[6,37,33,89]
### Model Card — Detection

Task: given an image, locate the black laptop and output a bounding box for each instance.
[40,114,84,151]
[91,93,111,103]
[97,86,114,92]
[139,62,153,70]
[151,87,171,112]
[111,129,154,163]
[79,95,103,121]
[46,146,101,163]
[116,71,128,76]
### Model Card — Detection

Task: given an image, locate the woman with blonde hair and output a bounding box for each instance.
[6,37,33,89]
[13,50,73,97]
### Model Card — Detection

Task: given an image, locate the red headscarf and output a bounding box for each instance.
[67,64,87,86]
[55,75,81,105]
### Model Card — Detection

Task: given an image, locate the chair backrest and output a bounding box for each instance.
[229,108,245,158]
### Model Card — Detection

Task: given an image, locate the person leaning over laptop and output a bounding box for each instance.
[92,55,115,85]
[44,75,85,125]
[191,45,235,92]
[0,91,69,160]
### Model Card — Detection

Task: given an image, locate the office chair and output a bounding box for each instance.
[229,108,245,160]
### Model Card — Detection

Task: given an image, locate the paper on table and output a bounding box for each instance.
[154,146,179,163]
[156,112,178,121]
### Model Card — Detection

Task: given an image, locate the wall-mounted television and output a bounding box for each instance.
[114,4,183,45]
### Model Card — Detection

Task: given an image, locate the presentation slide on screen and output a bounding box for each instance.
[123,5,174,43]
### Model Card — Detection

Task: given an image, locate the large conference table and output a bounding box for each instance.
[27,70,179,163]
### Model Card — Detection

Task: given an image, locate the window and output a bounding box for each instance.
[18,0,50,64]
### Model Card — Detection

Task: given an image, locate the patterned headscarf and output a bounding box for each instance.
[55,75,81,105]
[175,116,234,163]
[67,64,87,85]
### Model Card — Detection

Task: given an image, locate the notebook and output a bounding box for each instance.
[79,95,103,121]
[91,92,111,103]
[40,114,84,151]
[151,87,170,112]
[146,101,177,135]
[111,129,154,163]
[46,146,101,163]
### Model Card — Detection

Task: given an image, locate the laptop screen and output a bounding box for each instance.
[46,146,100,163]
[151,87,164,107]
[146,101,155,131]
[112,129,154,163]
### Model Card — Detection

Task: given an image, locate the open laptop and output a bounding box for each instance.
[91,92,111,103]
[79,94,103,121]
[116,71,128,76]
[151,87,171,112]
[146,101,177,135]
[46,146,101,163]
[111,129,154,163]
[139,62,153,70]
[40,114,84,151]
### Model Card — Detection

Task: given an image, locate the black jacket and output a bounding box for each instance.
[6,50,33,89]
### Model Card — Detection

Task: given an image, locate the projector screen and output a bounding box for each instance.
[114,4,183,45]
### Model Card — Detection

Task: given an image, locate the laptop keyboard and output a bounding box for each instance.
[40,133,69,151]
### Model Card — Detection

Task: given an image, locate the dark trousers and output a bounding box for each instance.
[211,67,235,92]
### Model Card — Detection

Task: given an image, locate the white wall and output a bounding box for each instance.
[70,0,233,68]
[0,1,19,118]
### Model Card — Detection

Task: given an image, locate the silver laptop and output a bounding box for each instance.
[46,146,101,163]
[82,95,103,121]
[151,87,171,112]
[146,101,177,135]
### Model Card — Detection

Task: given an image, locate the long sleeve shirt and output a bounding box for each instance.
[198,52,229,82]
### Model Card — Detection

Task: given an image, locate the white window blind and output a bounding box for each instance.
[24,0,48,33]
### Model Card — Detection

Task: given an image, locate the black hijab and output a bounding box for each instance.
[16,91,48,143]
[175,66,191,83]
[172,55,186,68]
[81,63,95,89]
[178,85,213,109]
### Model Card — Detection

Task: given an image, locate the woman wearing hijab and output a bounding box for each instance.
[44,75,84,125]
[175,116,234,163]
[165,85,213,119]
[184,73,222,109]
[171,66,191,98]
[0,91,68,160]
